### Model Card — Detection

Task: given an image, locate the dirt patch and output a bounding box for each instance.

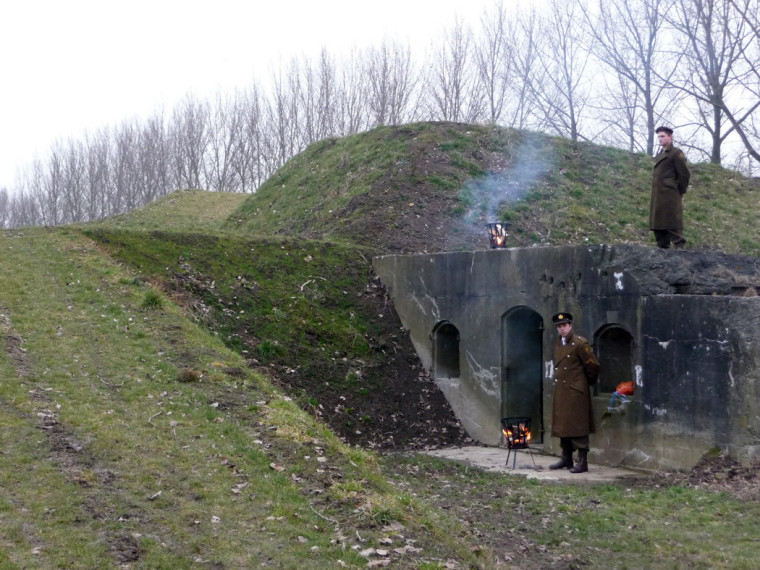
[30,389,149,565]
[1,306,147,567]
[628,452,760,501]
[247,274,473,452]
[109,533,142,564]
[293,123,532,255]
[1,306,32,378]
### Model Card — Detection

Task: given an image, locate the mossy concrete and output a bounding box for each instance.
[374,244,760,471]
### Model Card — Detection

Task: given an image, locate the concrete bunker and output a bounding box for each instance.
[374,244,760,471]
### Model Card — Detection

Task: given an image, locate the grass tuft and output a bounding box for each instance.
[140,289,164,310]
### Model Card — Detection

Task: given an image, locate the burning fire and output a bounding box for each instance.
[502,423,531,447]
[486,222,511,249]
[501,416,537,468]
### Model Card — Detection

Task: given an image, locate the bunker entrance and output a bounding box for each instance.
[501,307,544,443]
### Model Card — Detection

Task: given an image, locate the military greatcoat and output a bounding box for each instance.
[650,143,690,230]
[551,332,600,438]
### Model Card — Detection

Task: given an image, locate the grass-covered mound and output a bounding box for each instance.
[225,122,760,256]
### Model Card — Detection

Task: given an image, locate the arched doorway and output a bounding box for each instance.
[501,307,544,443]
[432,321,460,379]
[595,325,634,394]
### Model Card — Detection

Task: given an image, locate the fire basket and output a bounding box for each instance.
[486,222,511,249]
[501,416,537,469]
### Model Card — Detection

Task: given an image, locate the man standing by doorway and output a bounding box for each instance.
[650,125,691,249]
[549,312,599,474]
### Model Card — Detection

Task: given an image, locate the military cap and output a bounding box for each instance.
[655,125,673,135]
[552,312,573,325]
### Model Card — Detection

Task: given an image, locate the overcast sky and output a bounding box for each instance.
[0,0,506,190]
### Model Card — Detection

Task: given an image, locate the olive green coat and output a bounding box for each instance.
[650,143,690,230]
[551,332,600,438]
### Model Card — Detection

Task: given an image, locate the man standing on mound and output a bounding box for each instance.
[650,125,690,249]
[549,312,599,473]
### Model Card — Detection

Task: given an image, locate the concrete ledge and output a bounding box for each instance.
[421,446,643,482]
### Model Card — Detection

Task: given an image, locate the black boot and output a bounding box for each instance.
[549,447,573,470]
[570,449,588,473]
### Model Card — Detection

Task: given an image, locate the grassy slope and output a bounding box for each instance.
[3,123,760,568]
[96,189,248,233]
[0,228,477,568]
[224,122,760,256]
[76,227,468,453]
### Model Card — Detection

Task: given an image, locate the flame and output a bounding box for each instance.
[502,424,531,445]
[487,223,510,248]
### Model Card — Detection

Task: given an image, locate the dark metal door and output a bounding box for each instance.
[502,307,544,442]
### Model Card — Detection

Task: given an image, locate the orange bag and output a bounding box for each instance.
[616,381,635,396]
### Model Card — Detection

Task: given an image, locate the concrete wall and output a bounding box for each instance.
[373,244,760,471]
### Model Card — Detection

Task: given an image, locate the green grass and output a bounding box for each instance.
[94,189,247,232]
[223,129,413,240]
[80,229,375,371]
[3,121,760,566]
[0,227,480,568]
[222,122,760,256]
[382,454,760,569]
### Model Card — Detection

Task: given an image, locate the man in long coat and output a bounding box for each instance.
[650,125,690,249]
[549,312,599,473]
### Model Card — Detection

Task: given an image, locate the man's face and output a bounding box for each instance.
[557,323,572,338]
[657,131,673,147]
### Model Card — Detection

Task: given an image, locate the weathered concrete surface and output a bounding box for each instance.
[374,244,760,472]
[421,445,641,482]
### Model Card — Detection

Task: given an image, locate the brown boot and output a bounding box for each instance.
[570,449,588,473]
[549,448,573,470]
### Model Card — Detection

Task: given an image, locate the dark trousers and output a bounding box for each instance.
[561,436,589,452]
[653,229,685,249]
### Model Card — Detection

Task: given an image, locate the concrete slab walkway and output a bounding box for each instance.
[421,446,643,483]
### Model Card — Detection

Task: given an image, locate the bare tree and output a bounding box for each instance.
[137,110,171,203]
[168,94,209,189]
[336,50,369,135]
[721,0,760,164]
[61,138,86,223]
[82,129,112,220]
[266,58,302,170]
[204,91,242,192]
[425,17,482,122]
[530,0,592,141]
[5,186,30,228]
[42,147,64,225]
[226,85,265,192]
[0,188,8,228]
[581,0,682,154]
[473,1,515,124]
[111,121,142,213]
[667,0,755,163]
[508,8,543,130]
[297,49,340,144]
[596,67,647,151]
[364,40,420,126]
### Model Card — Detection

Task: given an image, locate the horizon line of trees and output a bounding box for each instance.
[2,0,759,229]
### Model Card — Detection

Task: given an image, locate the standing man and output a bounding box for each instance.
[650,125,691,249]
[549,312,599,474]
